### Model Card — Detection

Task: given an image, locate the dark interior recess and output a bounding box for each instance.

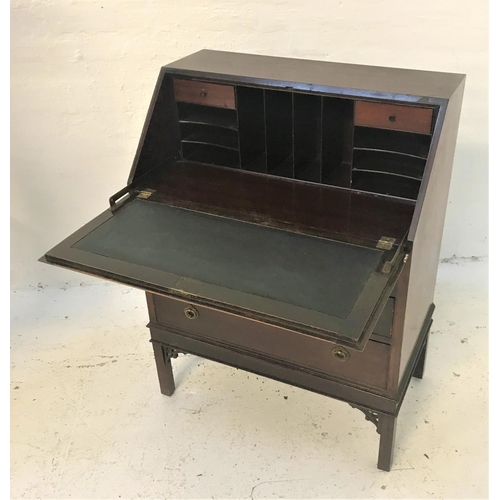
[321,97,354,188]
[177,102,238,130]
[293,93,322,182]
[180,123,239,150]
[177,99,240,168]
[265,90,294,178]
[354,126,431,159]
[353,150,426,180]
[237,86,266,172]
[170,84,435,201]
[181,142,240,168]
[352,170,421,200]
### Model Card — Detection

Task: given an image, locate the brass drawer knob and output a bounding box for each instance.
[389,115,396,122]
[184,305,199,320]
[200,89,208,97]
[332,347,350,361]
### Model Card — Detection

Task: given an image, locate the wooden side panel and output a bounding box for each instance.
[398,81,465,383]
[128,73,181,183]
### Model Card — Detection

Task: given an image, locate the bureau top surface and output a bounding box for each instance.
[164,50,465,101]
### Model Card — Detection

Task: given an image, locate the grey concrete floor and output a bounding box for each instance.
[11,259,488,499]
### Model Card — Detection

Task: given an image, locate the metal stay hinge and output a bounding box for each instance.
[376,236,396,251]
[380,248,409,275]
[137,189,156,200]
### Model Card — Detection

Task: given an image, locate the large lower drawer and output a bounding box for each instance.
[148,294,390,390]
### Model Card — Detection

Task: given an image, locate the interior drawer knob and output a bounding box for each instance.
[332,347,350,361]
[388,115,396,122]
[184,305,199,320]
[200,89,208,97]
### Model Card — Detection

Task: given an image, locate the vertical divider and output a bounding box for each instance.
[293,92,322,183]
[319,96,324,183]
[264,89,270,173]
[321,97,353,187]
[344,100,355,188]
[291,92,295,179]
[263,89,268,174]
[237,86,266,173]
[265,89,294,178]
[234,87,242,169]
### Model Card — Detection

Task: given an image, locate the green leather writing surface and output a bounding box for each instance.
[73,199,382,319]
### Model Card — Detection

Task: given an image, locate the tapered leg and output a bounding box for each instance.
[377,414,397,471]
[413,335,428,380]
[152,343,176,396]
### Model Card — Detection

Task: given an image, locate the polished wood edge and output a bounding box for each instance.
[161,62,454,105]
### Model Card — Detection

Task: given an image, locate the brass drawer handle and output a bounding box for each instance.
[200,89,208,97]
[184,305,199,320]
[332,347,350,361]
[389,115,396,122]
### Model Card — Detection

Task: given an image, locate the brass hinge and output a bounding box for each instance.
[137,189,155,200]
[376,236,396,251]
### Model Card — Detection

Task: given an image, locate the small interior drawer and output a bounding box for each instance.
[149,294,390,390]
[174,79,236,109]
[354,101,433,134]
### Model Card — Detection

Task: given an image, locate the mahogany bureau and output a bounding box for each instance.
[41,50,465,471]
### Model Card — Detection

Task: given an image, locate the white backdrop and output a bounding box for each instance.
[10,0,488,289]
